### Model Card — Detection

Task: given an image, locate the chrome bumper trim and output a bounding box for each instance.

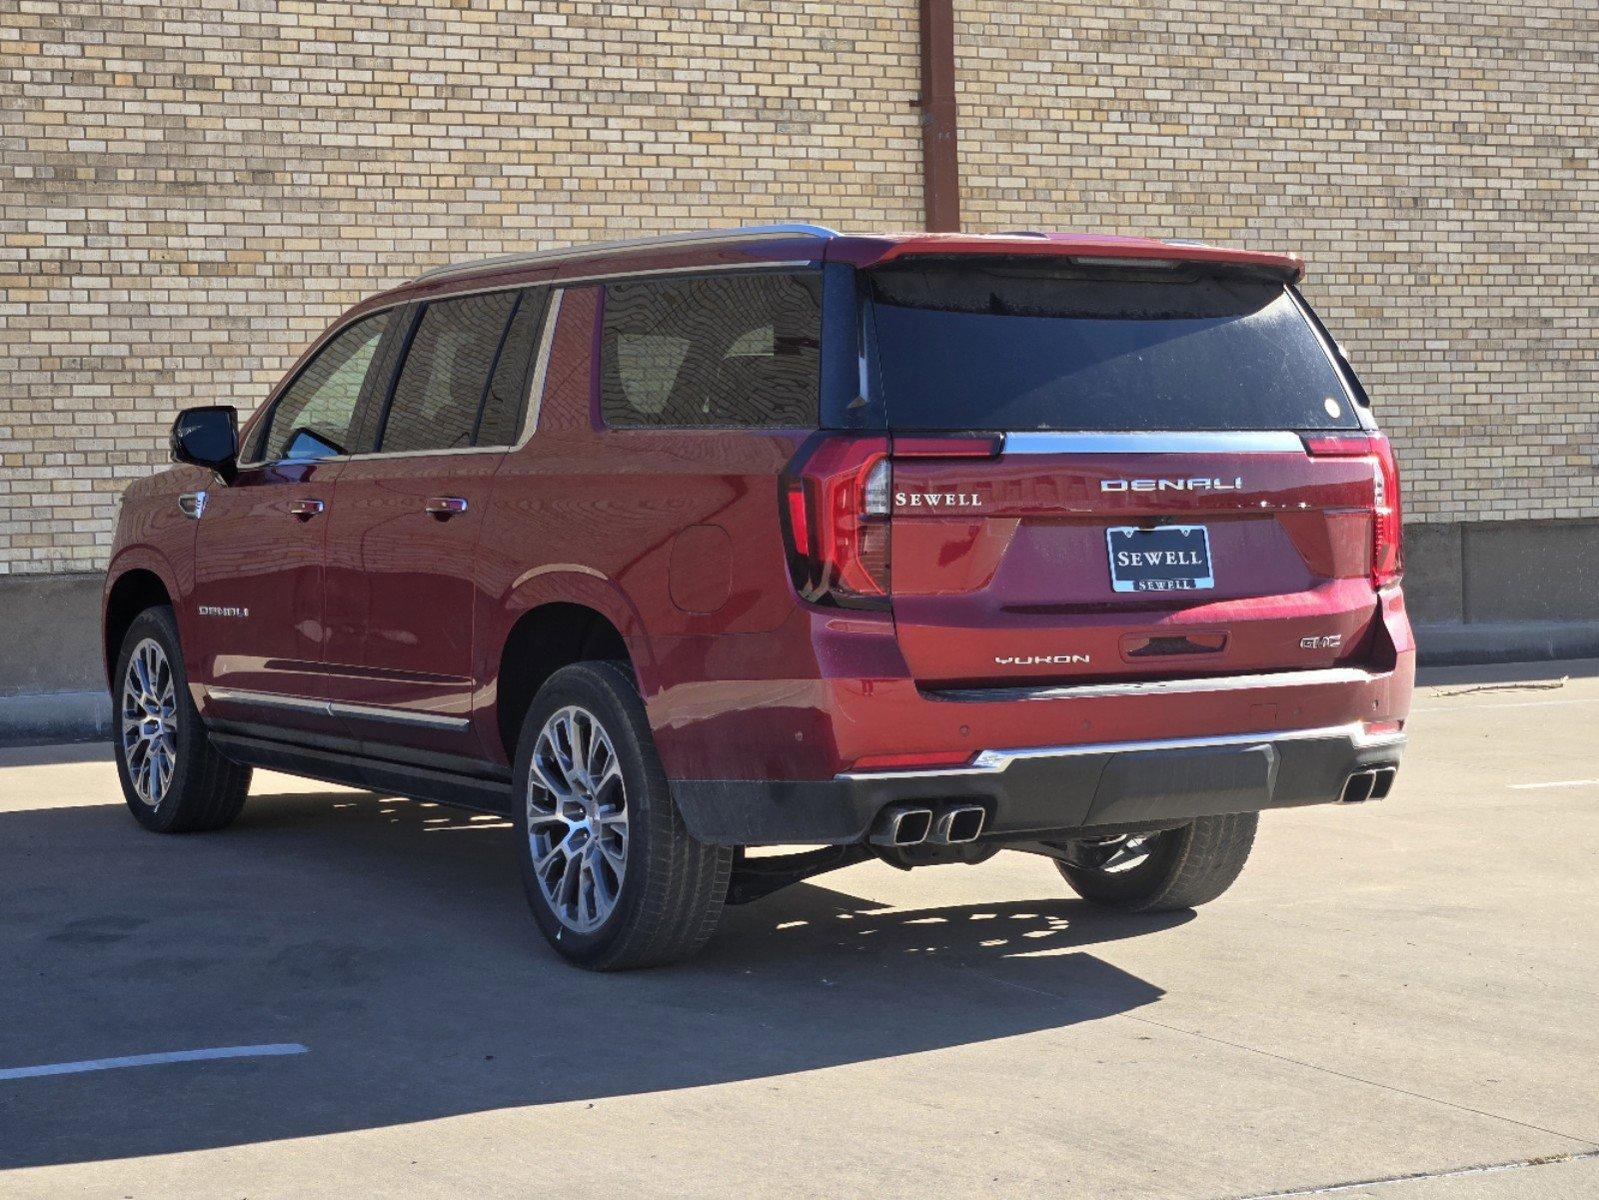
[926,666,1376,704]
[838,722,1407,782]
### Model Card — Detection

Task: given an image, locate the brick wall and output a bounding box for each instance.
[0,0,923,573]
[953,1,1599,522]
[2,1,1595,576]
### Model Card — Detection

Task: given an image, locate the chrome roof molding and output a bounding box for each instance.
[410,223,842,285]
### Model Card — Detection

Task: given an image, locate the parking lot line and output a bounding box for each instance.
[1508,778,1599,790]
[0,1043,308,1081]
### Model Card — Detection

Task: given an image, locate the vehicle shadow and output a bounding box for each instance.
[0,788,1186,1169]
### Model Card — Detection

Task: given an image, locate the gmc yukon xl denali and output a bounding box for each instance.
[104,225,1413,969]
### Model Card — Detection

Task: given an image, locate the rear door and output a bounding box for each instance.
[320,287,547,757]
[867,257,1394,689]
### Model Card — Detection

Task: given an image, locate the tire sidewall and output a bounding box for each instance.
[112,606,196,833]
[511,662,660,966]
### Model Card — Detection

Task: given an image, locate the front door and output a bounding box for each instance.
[192,307,399,737]
[319,286,542,760]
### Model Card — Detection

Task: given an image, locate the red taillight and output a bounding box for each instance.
[780,435,892,608]
[1304,432,1404,589]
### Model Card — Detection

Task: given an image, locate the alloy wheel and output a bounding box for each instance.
[121,637,177,808]
[526,705,629,934]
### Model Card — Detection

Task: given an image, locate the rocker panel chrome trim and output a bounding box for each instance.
[206,688,471,731]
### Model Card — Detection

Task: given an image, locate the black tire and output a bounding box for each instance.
[1055,813,1258,912]
[112,605,251,833]
[511,661,733,970]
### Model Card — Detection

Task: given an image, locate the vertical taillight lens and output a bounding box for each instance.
[1304,431,1404,589]
[780,435,892,608]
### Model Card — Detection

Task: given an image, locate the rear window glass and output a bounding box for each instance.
[867,261,1360,432]
[600,272,821,428]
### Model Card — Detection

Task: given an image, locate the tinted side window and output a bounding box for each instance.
[381,290,518,454]
[475,288,549,446]
[260,311,391,462]
[600,272,820,428]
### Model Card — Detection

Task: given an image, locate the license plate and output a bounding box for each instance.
[1106,525,1215,593]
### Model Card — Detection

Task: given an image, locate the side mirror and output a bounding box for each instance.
[170,406,239,483]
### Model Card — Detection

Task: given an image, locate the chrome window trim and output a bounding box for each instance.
[838,720,1406,782]
[237,263,805,470]
[516,287,562,446]
[1000,431,1308,455]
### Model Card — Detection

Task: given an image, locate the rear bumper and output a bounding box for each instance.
[671,722,1407,846]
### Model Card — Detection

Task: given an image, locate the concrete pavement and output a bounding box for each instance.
[1,663,1597,1198]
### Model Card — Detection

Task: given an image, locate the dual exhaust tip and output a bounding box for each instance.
[1341,766,1397,804]
[870,803,987,848]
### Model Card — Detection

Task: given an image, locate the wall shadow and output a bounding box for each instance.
[0,788,1185,1169]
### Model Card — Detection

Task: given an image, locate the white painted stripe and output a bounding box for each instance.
[1509,779,1599,791]
[0,1043,307,1081]
[1411,696,1599,714]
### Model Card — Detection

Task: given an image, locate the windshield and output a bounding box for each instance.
[867,260,1361,432]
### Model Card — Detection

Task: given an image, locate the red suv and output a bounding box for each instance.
[104,225,1413,969]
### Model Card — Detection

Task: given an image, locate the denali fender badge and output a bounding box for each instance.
[1300,634,1342,650]
[995,654,1091,666]
[894,491,981,508]
[1101,477,1244,493]
[198,605,250,619]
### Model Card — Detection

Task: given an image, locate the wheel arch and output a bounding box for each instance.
[103,560,178,688]
[492,599,641,763]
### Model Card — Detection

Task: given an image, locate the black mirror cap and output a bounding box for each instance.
[170,406,239,483]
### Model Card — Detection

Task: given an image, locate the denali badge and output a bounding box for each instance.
[894,491,981,508]
[995,654,1091,666]
[1300,634,1342,650]
[198,605,250,619]
[1101,478,1244,493]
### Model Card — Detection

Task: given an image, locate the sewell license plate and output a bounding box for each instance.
[1106,525,1215,593]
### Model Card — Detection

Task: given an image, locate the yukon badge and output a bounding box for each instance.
[894,491,981,509]
[996,654,1091,666]
[1101,477,1244,493]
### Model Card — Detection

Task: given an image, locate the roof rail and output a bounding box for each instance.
[409,223,841,285]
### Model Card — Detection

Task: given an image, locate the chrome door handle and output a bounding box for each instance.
[424,496,469,518]
[288,498,326,520]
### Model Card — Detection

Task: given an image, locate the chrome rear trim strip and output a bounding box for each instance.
[927,666,1374,704]
[839,722,1406,782]
[1001,431,1307,455]
[206,688,471,731]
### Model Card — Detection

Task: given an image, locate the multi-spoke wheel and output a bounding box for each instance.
[111,605,250,833]
[121,637,177,808]
[527,705,630,934]
[512,661,733,970]
[1054,813,1259,912]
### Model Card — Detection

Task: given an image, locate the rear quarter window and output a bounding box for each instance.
[599,271,821,429]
